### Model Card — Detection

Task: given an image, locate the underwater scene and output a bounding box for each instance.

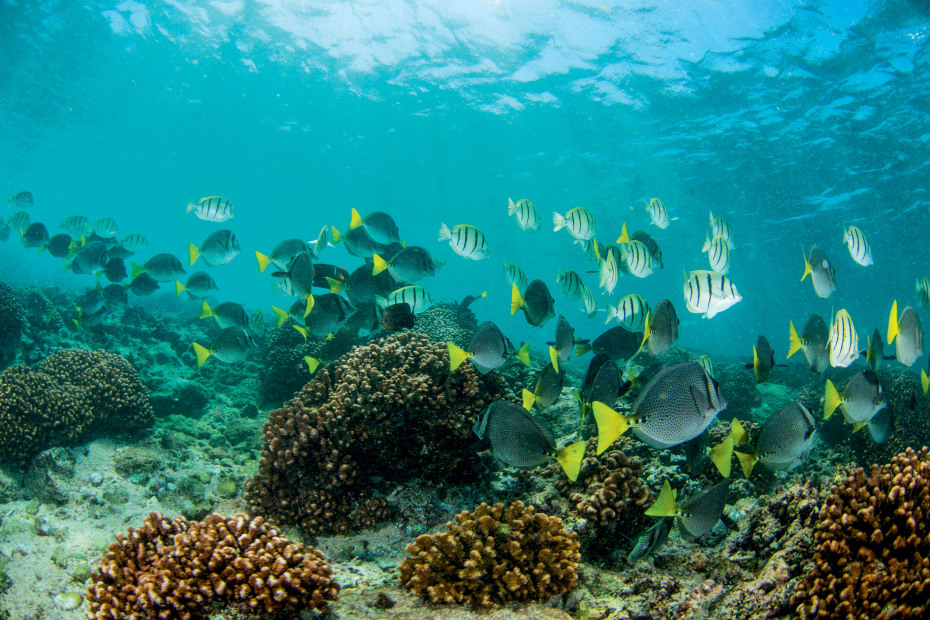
[2,0,930,618]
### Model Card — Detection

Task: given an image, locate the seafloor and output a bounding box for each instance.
[0,284,927,620]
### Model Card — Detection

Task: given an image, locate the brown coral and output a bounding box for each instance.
[246,332,509,537]
[792,447,930,619]
[86,511,338,620]
[0,281,25,370]
[398,500,580,607]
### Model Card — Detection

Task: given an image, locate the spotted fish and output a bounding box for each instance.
[734,402,817,477]
[645,478,729,541]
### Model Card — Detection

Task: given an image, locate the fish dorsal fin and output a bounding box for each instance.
[730,419,749,446]
[887,300,899,345]
[645,480,679,517]
[592,401,631,455]
[555,441,586,482]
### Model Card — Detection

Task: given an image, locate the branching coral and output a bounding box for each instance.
[792,447,930,619]
[86,511,338,620]
[398,500,580,607]
[246,332,509,537]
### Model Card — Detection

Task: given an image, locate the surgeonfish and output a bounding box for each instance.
[917,277,930,311]
[547,315,576,373]
[472,400,585,481]
[305,293,356,337]
[639,299,680,357]
[76,285,106,316]
[503,263,529,290]
[190,229,240,267]
[626,518,671,564]
[801,245,836,299]
[70,241,109,276]
[331,225,384,258]
[734,403,817,478]
[187,196,234,222]
[59,215,92,237]
[623,240,655,278]
[579,285,598,318]
[827,309,859,368]
[631,230,664,269]
[92,218,119,239]
[508,198,540,233]
[176,271,219,299]
[864,328,892,371]
[21,222,49,250]
[857,405,893,444]
[511,280,555,328]
[380,286,435,314]
[708,212,733,248]
[379,302,415,332]
[683,270,742,318]
[128,272,160,296]
[788,314,830,373]
[121,233,148,251]
[47,234,75,259]
[132,253,186,282]
[192,327,255,366]
[606,294,650,332]
[645,198,672,229]
[824,370,886,424]
[576,237,604,263]
[312,264,350,292]
[751,335,776,383]
[372,246,444,282]
[556,270,585,301]
[703,235,730,275]
[592,361,726,452]
[438,223,489,260]
[200,301,251,331]
[350,208,400,245]
[8,191,33,208]
[843,225,872,266]
[577,356,624,422]
[102,257,127,283]
[345,264,396,306]
[553,207,595,240]
[102,283,128,305]
[887,300,924,367]
[583,326,643,361]
[255,239,315,273]
[447,321,530,374]
[645,479,730,540]
[527,364,565,412]
[271,251,316,300]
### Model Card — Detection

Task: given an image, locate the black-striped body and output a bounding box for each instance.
[189,196,234,222]
[684,270,741,318]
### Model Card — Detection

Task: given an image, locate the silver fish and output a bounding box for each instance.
[645,198,671,229]
[556,269,585,300]
[134,253,186,282]
[788,314,830,373]
[508,198,539,233]
[735,402,816,477]
[351,209,400,245]
[553,207,595,240]
[8,191,33,208]
[684,270,741,318]
[438,223,489,260]
[802,245,836,299]
[503,263,529,290]
[190,229,240,267]
[827,309,858,368]
[449,321,528,374]
[305,293,356,337]
[825,370,886,424]
[643,299,679,357]
[92,217,119,239]
[843,225,872,266]
[887,301,924,367]
[176,271,219,299]
[704,235,730,275]
[193,327,254,366]
[187,196,234,222]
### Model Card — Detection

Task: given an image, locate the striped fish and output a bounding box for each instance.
[60,215,91,236]
[553,207,595,240]
[843,225,873,266]
[606,294,650,331]
[187,196,234,222]
[703,235,730,274]
[383,286,435,314]
[599,246,620,294]
[92,217,119,238]
[645,198,672,229]
[827,309,859,368]
[698,354,715,379]
[9,211,30,232]
[684,270,742,319]
[503,263,528,290]
[508,197,539,233]
[580,285,597,318]
[576,237,603,263]
[438,223,489,260]
[557,269,585,300]
[121,233,148,251]
[624,240,654,278]
[916,277,930,310]
[707,211,733,248]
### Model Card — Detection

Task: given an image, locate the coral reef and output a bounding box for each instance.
[398,500,580,607]
[792,447,930,619]
[86,511,339,619]
[0,281,25,370]
[258,323,355,404]
[413,302,477,349]
[246,332,509,537]
[0,349,152,461]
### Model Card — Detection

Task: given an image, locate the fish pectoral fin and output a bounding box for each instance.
[690,385,711,414]
[645,480,679,517]
[304,356,320,374]
[555,441,586,482]
[592,401,631,455]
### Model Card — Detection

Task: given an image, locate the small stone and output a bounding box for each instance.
[23,499,40,515]
[53,592,83,610]
[216,479,237,498]
[88,472,103,487]
[102,487,130,506]
[51,546,68,568]
[71,564,91,583]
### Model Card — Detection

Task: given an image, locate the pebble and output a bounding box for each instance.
[53,592,83,610]
[88,472,103,487]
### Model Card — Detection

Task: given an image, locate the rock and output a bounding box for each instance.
[240,402,260,418]
[216,479,237,498]
[88,472,104,487]
[24,447,76,504]
[71,563,91,583]
[113,447,163,477]
[51,545,68,568]
[102,486,129,506]
[53,592,83,610]
[149,379,211,419]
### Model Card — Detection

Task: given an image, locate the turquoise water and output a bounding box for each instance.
[2,0,929,359]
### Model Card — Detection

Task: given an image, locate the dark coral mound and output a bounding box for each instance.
[792,447,930,619]
[398,500,580,607]
[86,511,338,620]
[246,332,509,537]
[0,349,152,461]
[0,281,25,370]
[413,302,478,349]
[258,324,356,404]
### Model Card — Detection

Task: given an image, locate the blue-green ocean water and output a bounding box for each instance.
[1,0,928,362]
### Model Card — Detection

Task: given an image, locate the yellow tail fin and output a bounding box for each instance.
[522,388,536,411]
[293,324,308,342]
[303,294,315,318]
[326,277,344,294]
[824,379,842,420]
[193,342,211,367]
[787,320,803,359]
[852,421,868,434]
[921,369,928,396]
[331,225,343,243]
[555,441,586,482]
[616,222,630,244]
[549,346,560,374]
[175,281,185,297]
[130,262,144,280]
[272,306,288,328]
[372,253,389,276]
[635,311,651,356]
[255,251,271,273]
[304,356,320,374]
[865,335,874,366]
[350,208,364,230]
[800,246,811,281]
[188,242,200,267]
[574,343,592,357]
[730,419,749,446]
[199,300,213,319]
[447,342,472,371]
[514,342,530,366]
[752,345,760,382]
[592,401,631,455]
[887,300,899,345]
[645,480,679,517]
[710,436,735,478]
[736,451,757,479]
[510,283,524,316]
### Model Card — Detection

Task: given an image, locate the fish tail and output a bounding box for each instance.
[331,225,343,243]
[552,212,566,232]
[735,450,757,479]
[304,356,320,374]
[199,300,213,320]
[702,234,712,252]
[574,343,592,357]
[188,242,200,267]
[635,311,651,356]
[852,421,868,434]
[548,346,560,374]
[555,441,586,482]
[800,245,811,281]
[271,306,288,328]
[710,436,735,478]
[886,300,899,344]
[447,342,472,371]
[293,324,308,342]
[326,277,344,294]
[604,302,616,325]
[921,369,928,396]
[510,283,524,316]
[514,341,530,366]
[592,401,631,455]
[522,388,536,411]
[175,281,185,297]
[375,295,388,310]
[303,294,315,318]
[729,419,749,446]
[824,379,842,420]
[438,223,452,241]
[350,208,363,230]
[615,222,630,244]
[752,345,760,382]
[507,197,517,216]
[193,342,211,367]
[186,202,195,213]
[645,480,679,517]
[787,320,803,359]
[372,253,389,276]
[255,251,271,273]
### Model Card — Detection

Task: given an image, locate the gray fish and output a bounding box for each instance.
[21,222,49,249]
[627,518,671,565]
[825,370,886,425]
[531,363,565,411]
[344,300,382,337]
[751,335,775,383]
[345,264,397,305]
[176,271,218,299]
[511,279,555,328]
[128,272,160,296]
[76,286,106,316]
[887,301,924,367]
[547,315,575,371]
[646,478,729,541]
[8,211,30,232]
[77,305,108,328]
[735,402,817,477]
[448,321,529,374]
[581,357,622,412]
[103,257,127,283]
[373,246,444,282]
[202,301,250,330]
[105,243,134,260]
[333,224,384,258]
[864,328,888,371]
[271,251,315,299]
[682,430,711,474]
[256,238,315,273]
[306,294,356,337]
[47,234,74,259]
[642,299,679,357]
[102,283,128,305]
[352,209,400,245]
[190,229,240,267]
[788,314,830,373]
[8,191,33,208]
[631,230,664,268]
[802,245,836,299]
[71,242,108,276]
[862,406,893,444]
[0,221,10,242]
[587,326,643,361]
[92,217,119,239]
[134,253,186,282]
[193,326,255,366]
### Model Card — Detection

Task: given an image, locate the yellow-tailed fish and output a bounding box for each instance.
[645,479,729,540]
[887,300,924,367]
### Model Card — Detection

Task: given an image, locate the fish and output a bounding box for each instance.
[825,370,886,424]
[74,305,108,329]
[76,285,106,315]
[380,286,435,314]
[645,198,672,229]
[579,285,597,318]
[801,245,836,299]
[511,280,555,328]
[250,309,265,334]
[576,237,604,263]
[640,299,679,357]
[175,271,219,299]
[923,361,929,396]
[750,335,775,383]
[698,355,715,379]
[448,321,530,374]
[121,233,148,251]
[917,277,930,311]
[8,191,33,208]
[21,222,49,249]
[372,246,444,282]
[305,294,356,337]
[312,264,351,292]
[102,283,128,305]
[8,211,31,232]
[708,211,733,248]
[734,403,817,478]
[271,252,315,299]
[343,300,381,336]
[314,225,330,254]
[843,225,872,266]
[380,302,415,331]
[508,198,539,233]
[684,270,742,318]
[623,240,655,278]
[856,405,893,444]
[627,518,671,565]
[459,291,487,310]
[331,225,384,258]
[556,270,585,301]
[592,361,726,452]
[187,196,234,222]
[59,215,92,237]
[345,264,396,305]
[69,241,109,276]
[582,326,643,361]
[864,328,890,371]
[105,244,133,261]
[598,246,621,294]
[577,356,624,420]
[887,300,924,367]
[527,365,565,411]
[350,208,400,245]
[703,235,730,275]
[201,301,251,330]
[190,229,240,267]
[788,314,831,373]
[128,272,160,296]
[646,478,729,540]
[472,400,585,481]
[132,253,186,282]
[606,294,650,332]
[103,257,127,283]
[438,223,489,260]
[547,315,576,373]
[630,230,664,269]
[255,239,315,273]
[553,207,595,240]
[827,309,859,368]
[503,263,529,290]
[92,218,118,239]
[193,327,255,366]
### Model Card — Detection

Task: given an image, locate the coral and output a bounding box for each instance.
[792,447,930,620]
[0,349,152,461]
[398,500,580,607]
[86,511,338,620]
[258,323,354,403]
[0,281,25,370]
[413,302,477,348]
[246,332,509,537]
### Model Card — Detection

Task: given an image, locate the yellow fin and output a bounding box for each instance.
[753,345,760,382]
[824,379,842,420]
[293,324,308,342]
[255,251,271,273]
[130,262,143,280]
[921,369,928,396]
[549,346,560,374]
[593,239,601,262]
[730,419,749,446]
[199,300,213,320]
[645,480,679,517]
[188,242,200,267]
[574,343,592,357]
[887,300,899,345]
[616,222,630,244]
[522,388,536,411]
[331,225,343,243]
[555,441,586,482]
[787,320,803,359]
[736,450,757,479]
[852,421,868,434]
[635,311,651,356]
[175,281,185,297]
[271,306,288,328]
[866,335,874,366]
[350,208,364,229]
[514,341,530,366]
[193,342,211,367]
[800,246,811,281]
[326,277,344,294]
[304,356,320,374]
[303,294,315,318]
[710,436,735,478]
[592,401,631,455]
[510,283,524,316]
[447,342,472,371]
[479,291,487,298]
[372,253,389,276]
